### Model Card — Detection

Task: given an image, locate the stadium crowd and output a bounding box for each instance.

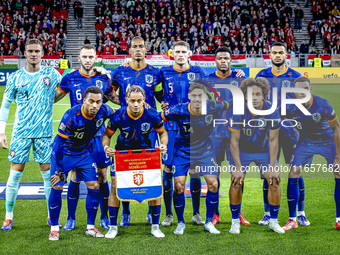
[94,0,340,56]
[0,0,340,56]
[0,0,70,56]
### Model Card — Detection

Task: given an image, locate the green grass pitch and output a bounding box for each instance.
[0,84,339,254]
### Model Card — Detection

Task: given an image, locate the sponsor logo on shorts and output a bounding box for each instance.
[10,150,15,158]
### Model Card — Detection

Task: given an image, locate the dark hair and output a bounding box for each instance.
[270,42,287,52]
[188,83,207,94]
[240,77,270,99]
[131,36,145,47]
[215,46,232,57]
[126,85,146,98]
[84,86,103,99]
[294,76,311,87]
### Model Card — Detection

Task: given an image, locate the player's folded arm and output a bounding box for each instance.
[154,83,164,103]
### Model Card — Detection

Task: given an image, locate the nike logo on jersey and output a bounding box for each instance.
[183,122,190,125]
[105,160,110,164]
[123,78,129,80]
[73,83,82,87]
[122,127,129,130]
[165,77,171,80]
[21,84,28,87]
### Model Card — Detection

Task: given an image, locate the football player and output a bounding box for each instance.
[102,85,168,238]
[282,77,340,231]
[0,39,62,231]
[48,86,114,240]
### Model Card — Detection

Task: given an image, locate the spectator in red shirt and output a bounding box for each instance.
[103,45,113,55]
[96,18,105,32]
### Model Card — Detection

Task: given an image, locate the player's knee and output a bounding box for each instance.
[53,185,63,191]
[98,168,107,183]
[86,181,99,190]
[174,182,184,193]
[39,163,50,172]
[207,178,218,192]
[289,166,301,178]
[164,165,172,173]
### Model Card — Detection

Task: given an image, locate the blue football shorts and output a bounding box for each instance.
[229,149,270,177]
[51,150,99,186]
[290,141,335,168]
[211,137,230,164]
[172,149,218,177]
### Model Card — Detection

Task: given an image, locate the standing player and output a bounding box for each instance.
[255,42,307,226]
[54,44,119,230]
[228,78,284,234]
[160,41,208,226]
[282,77,340,231]
[110,36,164,226]
[49,86,114,240]
[102,85,168,239]
[0,39,62,231]
[205,46,249,226]
[161,83,231,235]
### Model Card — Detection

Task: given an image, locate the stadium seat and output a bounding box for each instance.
[60,10,68,18]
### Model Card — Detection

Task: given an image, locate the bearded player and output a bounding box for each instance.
[54,44,119,231]
[110,37,164,226]
[255,42,308,226]
[204,46,249,226]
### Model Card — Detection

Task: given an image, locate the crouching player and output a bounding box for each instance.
[102,85,168,238]
[283,77,340,230]
[228,78,284,234]
[161,83,231,235]
[48,86,114,240]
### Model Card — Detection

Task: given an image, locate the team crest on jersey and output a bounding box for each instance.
[141,123,150,132]
[205,114,213,125]
[145,74,153,84]
[43,77,51,88]
[10,150,15,158]
[282,80,290,88]
[258,118,266,130]
[187,72,195,81]
[96,118,104,127]
[230,80,238,87]
[312,113,321,123]
[96,80,103,89]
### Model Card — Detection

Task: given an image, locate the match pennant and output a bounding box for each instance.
[115,148,163,204]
